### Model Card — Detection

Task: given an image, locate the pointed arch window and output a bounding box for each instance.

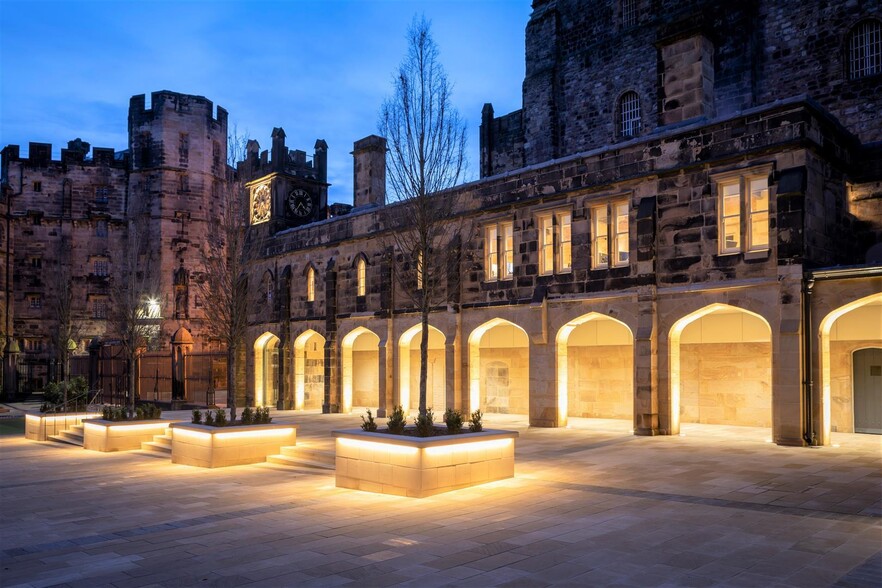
[306,266,316,302]
[356,257,366,297]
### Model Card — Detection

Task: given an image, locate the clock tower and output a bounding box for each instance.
[240,128,328,231]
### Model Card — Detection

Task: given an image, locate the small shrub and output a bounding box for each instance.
[191,408,202,424]
[262,407,273,423]
[414,409,435,437]
[387,405,406,434]
[151,404,162,419]
[204,410,215,426]
[135,405,145,420]
[214,408,228,426]
[361,409,378,432]
[102,405,112,420]
[469,409,483,433]
[443,408,463,434]
[240,407,253,425]
[115,406,128,421]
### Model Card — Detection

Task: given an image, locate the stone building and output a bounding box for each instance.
[2,1,881,445]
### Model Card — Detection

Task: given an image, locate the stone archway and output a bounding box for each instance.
[341,327,380,413]
[253,332,280,407]
[294,330,325,410]
[556,313,633,425]
[398,324,446,412]
[468,318,530,415]
[820,293,882,435]
[670,304,772,429]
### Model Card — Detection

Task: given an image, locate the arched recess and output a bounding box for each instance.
[253,332,281,407]
[294,329,325,410]
[468,318,530,415]
[399,324,446,411]
[670,304,772,430]
[556,313,634,426]
[341,326,380,413]
[819,293,882,436]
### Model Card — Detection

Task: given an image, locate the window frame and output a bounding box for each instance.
[848,19,882,80]
[618,91,641,139]
[537,209,573,276]
[590,198,631,270]
[712,166,772,256]
[356,257,366,297]
[306,266,316,302]
[484,219,514,282]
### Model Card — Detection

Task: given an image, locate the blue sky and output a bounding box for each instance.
[0,0,530,204]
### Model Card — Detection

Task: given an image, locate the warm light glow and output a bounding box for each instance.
[146,297,161,319]
[172,427,213,441]
[423,438,512,456]
[86,421,169,431]
[27,413,96,422]
[294,330,325,411]
[337,437,418,455]
[253,332,281,407]
[467,318,529,415]
[214,427,294,440]
[341,327,379,413]
[398,323,446,411]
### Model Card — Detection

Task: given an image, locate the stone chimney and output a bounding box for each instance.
[352,135,386,208]
[271,127,286,171]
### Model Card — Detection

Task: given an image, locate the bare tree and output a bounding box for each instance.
[47,262,81,405]
[107,216,162,414]
[380,16,467,416]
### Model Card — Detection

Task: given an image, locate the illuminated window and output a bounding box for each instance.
[306,266,316,302]
[416,250,424,290]
[357,257,366,297]
[849,20,881,80]
[538,211,572,275]
[591,200,630,269]
[714,171,770,254]
[618,92,640,138]
[484,221,514,281]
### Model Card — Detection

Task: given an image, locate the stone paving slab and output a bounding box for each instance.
[0,411,879,587]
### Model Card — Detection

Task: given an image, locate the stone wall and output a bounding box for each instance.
[567,344,633,419]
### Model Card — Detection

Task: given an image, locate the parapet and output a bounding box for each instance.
[129,90,228,129]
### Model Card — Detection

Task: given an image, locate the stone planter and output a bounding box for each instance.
[170,422,298,468]
[25,412,100,441]
[333,428,518,498]
[83,420,176,452]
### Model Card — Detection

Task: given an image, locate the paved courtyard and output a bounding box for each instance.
[0,410,879,587]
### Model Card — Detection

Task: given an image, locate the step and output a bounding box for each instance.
[140,441,172,455]
[151,434,172,448]
[48,430,84,447]
[266,454,335,470]
[279,443,335,465]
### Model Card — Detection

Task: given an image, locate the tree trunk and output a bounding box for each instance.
[128,355,136,416]
[419,302,429,416]
[227,343,237,421]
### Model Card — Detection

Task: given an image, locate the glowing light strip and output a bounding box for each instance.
[214,428,295,440]
[337,437,418,455]
[85,422,170,432]
[172,427,212,440]
[26,414,96,422]
[423,438,512,456]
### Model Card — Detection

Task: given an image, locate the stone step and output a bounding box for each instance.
[151,434,172,448]
[140,441,172,455]
[266,454,335,470]
[279,443,335,465]
[48,430,84,447]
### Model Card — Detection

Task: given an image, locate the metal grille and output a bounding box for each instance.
[621,0,637,28]
[619,92,640,138]
[850,20,881,80]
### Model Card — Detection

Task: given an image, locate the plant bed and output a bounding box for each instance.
[24,412,100,441]
[83,419,177,452]
[169,422,297,468]
[332,427,518,498]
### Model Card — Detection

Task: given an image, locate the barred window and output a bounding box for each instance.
[92,298,108,319]
[95,185,110,204]
[621,0,638,28]
[849,20,882,80]
[93,259,109,277]
[618,92,641,138]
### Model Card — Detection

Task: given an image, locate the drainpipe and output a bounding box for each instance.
[802,276,816,446]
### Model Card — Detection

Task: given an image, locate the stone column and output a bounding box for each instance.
[634,286,659,435]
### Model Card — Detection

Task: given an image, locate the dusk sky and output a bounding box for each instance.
[0,0,530,204]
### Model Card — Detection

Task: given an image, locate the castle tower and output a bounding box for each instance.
[127,91,229,349]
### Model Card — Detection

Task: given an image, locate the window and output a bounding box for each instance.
[29,256,42,269]
[538,211,572,275]
[621,0,638,28]
[356,257,366,297]
[93,259,109,277]
[28,294,42,309]
[179,133,189,167]
[33,181,42,193]
[849,20,882,80]
[95,185,110,204]
[591,200,630,269]
[263,272,274,304]
[618,92,641,138]
[24,338,44,353]
[96,220,108,238]
[92,297,108,319]
[416,250,424,290]
[714,171,770,254]
[484,221,514,281]
[306,266,316,302]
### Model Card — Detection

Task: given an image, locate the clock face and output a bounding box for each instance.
[251,183,271,225]
[288,188,313,218]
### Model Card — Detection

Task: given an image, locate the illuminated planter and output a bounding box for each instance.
[25,412,100,441]
[333,429,518,498]
[83,420,174,452]
[169,423,297,468]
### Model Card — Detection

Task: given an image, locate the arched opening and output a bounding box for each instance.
[294,330,325,410]
[341,327,380,413]
[670,304,772,430]
[468,319,529,415]
[253,332,280,407]
[557,313,634,426]
[399,324,446,411]
[820,293,882,435]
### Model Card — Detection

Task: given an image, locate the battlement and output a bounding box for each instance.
[0,139,128,170]
[129,90,228,129]
[237,128,328,184]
